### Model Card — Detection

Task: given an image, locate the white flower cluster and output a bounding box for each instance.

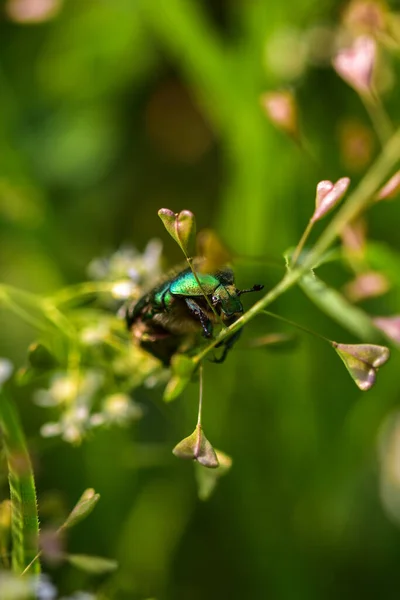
[0,572,97,600]
[87,239,163,298]
[35,371,143,444]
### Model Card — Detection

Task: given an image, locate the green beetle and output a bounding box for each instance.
[125,263,263,365]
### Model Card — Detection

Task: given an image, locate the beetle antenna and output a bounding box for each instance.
[237,284,264,296]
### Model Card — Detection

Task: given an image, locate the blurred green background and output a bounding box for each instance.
[2,0,400,598]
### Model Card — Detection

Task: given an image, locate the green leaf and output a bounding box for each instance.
[163,354,195,402]
[170,354,195,377]
[62,488,100,530]
[173,425,219,468]
[66,553,118,574]
[300,272,379,340]
[0,390,40,574]
[163,375,191,402]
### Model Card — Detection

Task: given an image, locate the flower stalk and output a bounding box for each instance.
[192,125,400,365]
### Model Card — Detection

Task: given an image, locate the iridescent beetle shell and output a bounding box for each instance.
[125,264,263,365]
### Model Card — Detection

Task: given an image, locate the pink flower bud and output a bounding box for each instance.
[340,218,367,256]
[377,170,400,201]
[373,316,400,344]
[343,1,386,36]
[311,177,351,222]
[344,271,390,302]
[6,0,62,23]
[260,91,298,137]
[333,36,376,94]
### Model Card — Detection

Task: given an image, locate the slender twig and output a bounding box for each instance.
[361,91,394,147]
[291,220,314,267]
[49,282,124,307]
[192,126,400,364]
[197,363,204,427]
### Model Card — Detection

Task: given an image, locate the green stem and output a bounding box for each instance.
[197,363,204,426]
[304,126,400,268]
[0,389,40,575]
[291,220,314,267]
[193,267,301,364]
[362,91,393,147]
[49,281,124,307]
[192,126,400,364]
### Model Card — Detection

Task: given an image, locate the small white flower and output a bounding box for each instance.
[111,280,136,299]
[41,422,63,438]
[102,393,143,425]
[80,323,110,346]
[0,358,13,387]
[31,574,57,600]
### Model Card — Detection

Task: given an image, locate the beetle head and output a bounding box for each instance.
[212,284,243,317]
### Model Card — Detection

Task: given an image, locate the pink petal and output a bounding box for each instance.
[260,91,298,136]
[312,177,351,222]
[344,271,390,302]
[377,171,400,201]
[315,180,334,208]
[373,316,400,344]
[333,36,376,94]
[6,0,62,23]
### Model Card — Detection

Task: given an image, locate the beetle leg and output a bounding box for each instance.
[212,329,242,363]
[184,298,213,338]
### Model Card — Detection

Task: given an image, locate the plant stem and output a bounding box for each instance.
[0,390,40,575]
[197,363,203,427]
[305,126,400,268]
[49,281,123,307]
[193,267,302,364]
[362,91,393,147]
[291,220,314,267]
[192,125,400,364]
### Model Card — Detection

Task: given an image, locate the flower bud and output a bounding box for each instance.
[333,341,390,390]
[333,36,376,94]
[344,271,390,302]
[311,177,351,222]
[373,316,400,345]
[377,170,400,201]
[260,91,298,138]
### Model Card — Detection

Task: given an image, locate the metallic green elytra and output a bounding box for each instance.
[125,263,263,366]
